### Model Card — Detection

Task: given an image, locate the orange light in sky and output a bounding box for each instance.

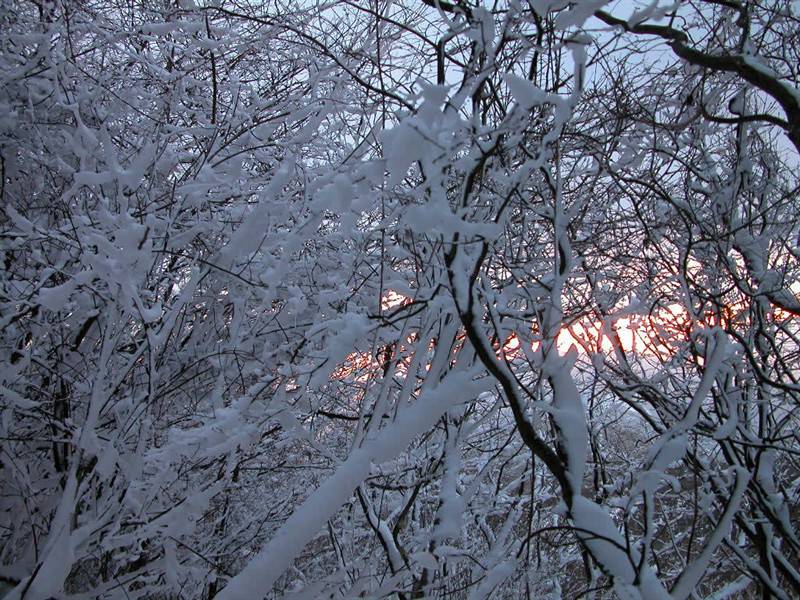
[331,291,797,382]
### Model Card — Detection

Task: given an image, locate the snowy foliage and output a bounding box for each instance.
[1,1,799,599]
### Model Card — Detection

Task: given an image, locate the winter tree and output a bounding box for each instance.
[1,1,798,599]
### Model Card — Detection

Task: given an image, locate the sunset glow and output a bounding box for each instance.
[333,292,799,382]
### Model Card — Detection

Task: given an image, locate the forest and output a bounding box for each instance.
[1,0,799,598]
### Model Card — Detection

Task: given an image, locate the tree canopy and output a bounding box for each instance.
[1,1,799,598]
